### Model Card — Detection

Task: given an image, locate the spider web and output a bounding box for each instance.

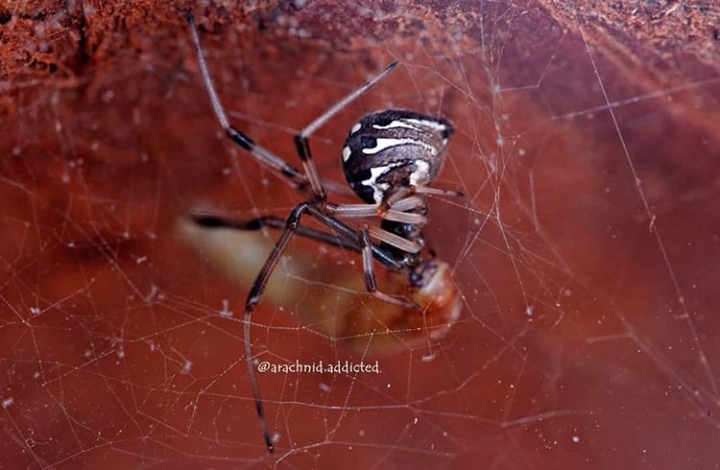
[2,1,720,469]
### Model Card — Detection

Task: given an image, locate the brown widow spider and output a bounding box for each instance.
[187,11,462,454]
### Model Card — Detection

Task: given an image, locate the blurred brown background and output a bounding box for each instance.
[1,1,719,469]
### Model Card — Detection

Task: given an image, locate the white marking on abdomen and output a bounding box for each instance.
[342,146,352,162]
[362,138,435,155]
[406,118,449,132]
[361,163,398,203]
[410,160,430,186]
[372,120,419,131]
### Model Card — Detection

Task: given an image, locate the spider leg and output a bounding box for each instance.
[188,212,405,271]
[367,226,422,253]
[327,195,428,224]
[241,208,314,454]
[191,213,362,252]
[360,226,419,308]
[187,12,311,192]
[242,202,416,453]
[329,202,427,225]
[293,62,398,201]
[325,196,428,253]
[413,186,464,198]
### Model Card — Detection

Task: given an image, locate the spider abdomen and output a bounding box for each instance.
[342,110,454,204]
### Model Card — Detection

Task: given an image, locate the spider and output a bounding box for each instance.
[187,12,462,454]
